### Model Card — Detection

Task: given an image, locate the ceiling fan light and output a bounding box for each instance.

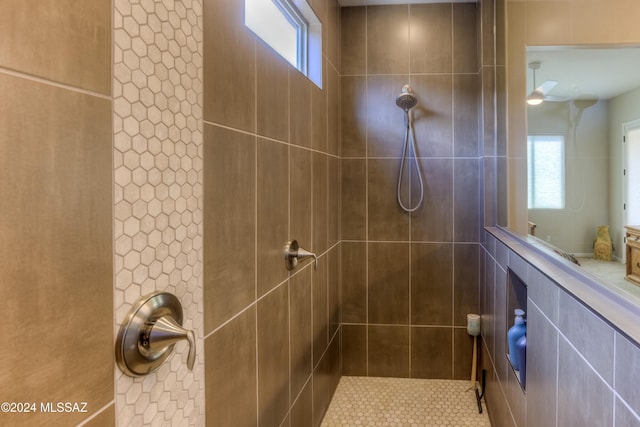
[526,90,544,105]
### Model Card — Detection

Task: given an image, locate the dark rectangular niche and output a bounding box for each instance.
[506,268,527,391]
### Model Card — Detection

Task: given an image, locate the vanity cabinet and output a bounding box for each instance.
[626,226,640,286]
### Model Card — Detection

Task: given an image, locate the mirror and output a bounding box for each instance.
[525,46,640,295]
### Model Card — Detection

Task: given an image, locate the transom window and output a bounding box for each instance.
[245,0,322,88]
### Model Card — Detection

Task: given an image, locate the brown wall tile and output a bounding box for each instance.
[342,324,367,376]
[290,268,313,401]
[328,157,341,247]
[341,159,366,241]
[496,65,507,157]
[368,325,410,378]
[328,247,341,338]
[313,152,328,254]
[206,307,257,427]
[326,0,341,72]
[313,258,329,366]
[342,242,367,323]
[411,327,453,379]
[341,76,367,157]
[312,75,328,152]
[341,7,367,75]
[409,4,452,74]
[367,5,410,74]
[454,74,480,157]
[454,159,481,242]
[411,243,453,326]
[204,124,256,332]
[291,147,313,248]
[203,0,255,131]
[368,243,409,324]
[311,0,327,56]
[411,159,454,242]
[497,156,508,227]
[257,45,290,141]
[453,3,479,73]
[368,159,410,241]
[483,156,496,227]
[453,328,475,380]
[258,283,290,427]
[0,75,113,425]
[481,0,494,67]
[482,65,497,156]
[366,75,409,158]
[290,70,312,148]
[257,138,289,297]
[454,244,480,327]
[495,0,505,67]
[410,74,454,158]
[328,65,341,156]
[313,336,341,426]
[290,380,313,427]
[0,0,111,94]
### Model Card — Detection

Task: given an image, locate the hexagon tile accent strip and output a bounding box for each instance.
[113,0,204,425]
[321,377,492,427]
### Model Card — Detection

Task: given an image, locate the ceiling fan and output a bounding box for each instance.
[526,61,567,105]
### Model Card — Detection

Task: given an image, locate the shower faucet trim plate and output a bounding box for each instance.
[116,291,196,377]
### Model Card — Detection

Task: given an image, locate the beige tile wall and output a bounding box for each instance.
[0,1,114,426]
[112,0,204,424]
[203,0,342,426]
[340,3,482,380]
[0,0,111,94]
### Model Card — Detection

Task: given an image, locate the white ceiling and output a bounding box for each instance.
[527,47,640,100]
[339,0,475,6]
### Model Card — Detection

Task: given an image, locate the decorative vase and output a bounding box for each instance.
[594,225,613,261]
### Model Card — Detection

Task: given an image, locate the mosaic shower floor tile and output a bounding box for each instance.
[321,376,491,427]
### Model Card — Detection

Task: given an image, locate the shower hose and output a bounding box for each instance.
[397,111,424,213]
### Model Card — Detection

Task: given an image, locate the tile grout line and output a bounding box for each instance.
[364,4,369,378]
[450,2,456,380]
[253,37,260,427]
[0,67,112,101]
[407,2,413,378]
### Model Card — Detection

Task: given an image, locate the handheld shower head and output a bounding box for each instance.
[396,85,418,111]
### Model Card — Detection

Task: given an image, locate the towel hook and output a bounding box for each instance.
[284,240,318,271]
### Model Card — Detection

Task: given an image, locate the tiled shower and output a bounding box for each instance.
[339,3,484,380]
[0,0,499,426]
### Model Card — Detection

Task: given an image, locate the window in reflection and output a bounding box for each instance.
[626,125,640,225]
[528,135,565,209]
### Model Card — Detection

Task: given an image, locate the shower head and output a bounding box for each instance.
[396,85,418,111]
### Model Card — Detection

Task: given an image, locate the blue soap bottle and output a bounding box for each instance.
[516,333,527,388]
[507,309,526,370]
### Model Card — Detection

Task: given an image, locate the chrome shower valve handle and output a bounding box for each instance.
[139,315,196,370]
[116,292,196,376]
